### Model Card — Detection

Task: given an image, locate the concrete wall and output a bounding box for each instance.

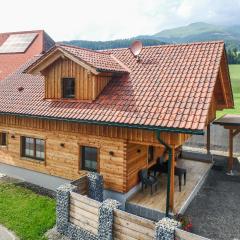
[0,163,70,191]
[185,124,240,154]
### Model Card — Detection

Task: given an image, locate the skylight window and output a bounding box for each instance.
[0,33,38,53]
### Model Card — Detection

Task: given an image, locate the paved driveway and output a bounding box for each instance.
[0,225,18,240]
[185,156,240,240]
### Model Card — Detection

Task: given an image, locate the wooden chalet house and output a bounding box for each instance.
[0,31,234,215]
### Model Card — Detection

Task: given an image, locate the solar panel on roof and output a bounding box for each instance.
[0,33,38,53]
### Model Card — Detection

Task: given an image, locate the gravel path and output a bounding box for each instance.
[0,174,56,198]
[185,156,240,240]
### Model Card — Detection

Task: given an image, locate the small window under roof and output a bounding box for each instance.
[0,33,38,53]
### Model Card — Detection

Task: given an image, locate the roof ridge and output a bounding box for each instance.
[57,45,97,71]
[100,40,225,52]
[110,54,131,73]
[58,43,112,55]
[0,30,44,36]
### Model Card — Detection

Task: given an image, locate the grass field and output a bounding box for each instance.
[0,181,55,240]
[217,64,240,117]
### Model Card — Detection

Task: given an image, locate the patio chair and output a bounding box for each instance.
[138,168,159,195]
[151,157,187,192]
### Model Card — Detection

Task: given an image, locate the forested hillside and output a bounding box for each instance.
[63,22,240,63]
[63,38,165,50]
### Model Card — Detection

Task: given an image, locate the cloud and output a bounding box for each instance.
[176,0,240,25]
[0,0,239,41]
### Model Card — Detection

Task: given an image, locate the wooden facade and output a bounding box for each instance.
[0,115,190,193]
[43,58,112,101]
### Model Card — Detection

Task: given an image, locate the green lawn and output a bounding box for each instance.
[0,182,56,240]
[217,64,240,117]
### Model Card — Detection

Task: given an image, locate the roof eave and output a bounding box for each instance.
[96,68,129,74]
[0,111,204,135]
[24,46,100,75]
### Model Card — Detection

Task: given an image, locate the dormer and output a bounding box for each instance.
[25,45,130,101]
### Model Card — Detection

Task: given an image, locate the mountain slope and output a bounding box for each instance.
[63,22,240,63]
[63,22,240,51]
[150,22,240,49]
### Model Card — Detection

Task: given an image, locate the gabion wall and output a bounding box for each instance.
[98,199,121,240]
[56,173,120,240]
[155,217,181,240]
[87,172,103,202]
[56,183,98,240]
[56,173,181,240]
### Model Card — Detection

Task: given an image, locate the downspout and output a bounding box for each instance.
[156,130,172,217]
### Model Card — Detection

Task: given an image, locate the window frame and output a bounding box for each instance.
[80,145,99,172]
[62,77,75,99]
[21,136,45,161]
[0,132,7,146]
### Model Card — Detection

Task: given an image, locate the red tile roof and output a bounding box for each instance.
[0,41,231,132]
[0,30,54,80]
[26,44,130,73]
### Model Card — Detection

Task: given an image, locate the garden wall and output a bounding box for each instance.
[56,173,210,240]
[70,191,156,239]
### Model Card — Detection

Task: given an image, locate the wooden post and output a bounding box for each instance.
[207,124,211,154]
[228,129,234,173]
[169,146,175,212]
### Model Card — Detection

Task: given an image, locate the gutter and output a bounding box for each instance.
[0,111,204,135]
[156,129,204,217]
[156,130,172,217]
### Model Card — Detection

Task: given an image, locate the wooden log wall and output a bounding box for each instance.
[126,143,148,191]
[0,115,191,193]
[0,123,127,192]
[43,58,112,100]
[0,115,191,147]
[70,192,100,235]
[113,208,155,240]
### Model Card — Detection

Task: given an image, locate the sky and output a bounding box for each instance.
[0,0,240,41]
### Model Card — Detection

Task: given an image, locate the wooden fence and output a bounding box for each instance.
[71,175,88,195]
[64,176,210,240]
[68,191,210,240]
[113,209,155,240]
[69,191,155,239]
[69,191,100,235]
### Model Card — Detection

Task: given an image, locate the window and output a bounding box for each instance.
[0,132,7,146]
[81,146,98,172]
[148,145,154,163]
[62,78,75,98]
[21,137,45,161]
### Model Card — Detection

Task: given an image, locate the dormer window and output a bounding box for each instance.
[62,78,75,99]
[25,45,129,101]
